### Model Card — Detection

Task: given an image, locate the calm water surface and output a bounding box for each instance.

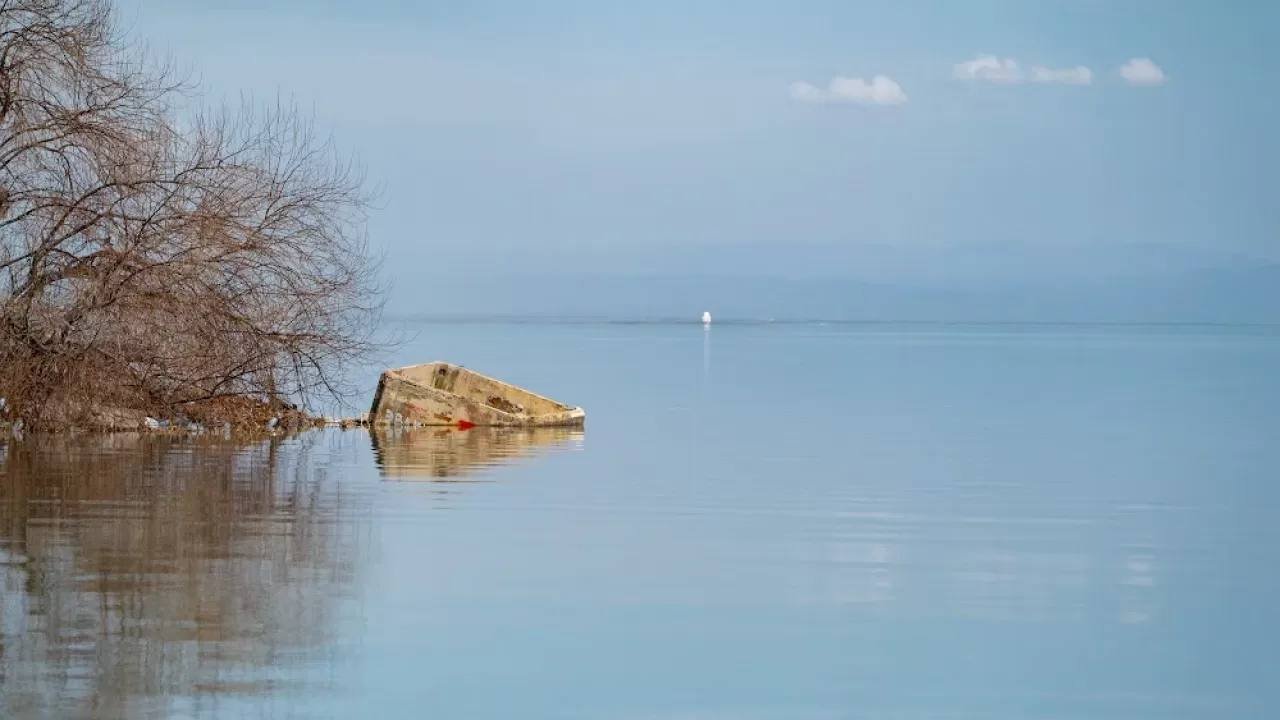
[3,323,1279,719]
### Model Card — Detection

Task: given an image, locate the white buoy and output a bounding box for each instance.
[701,311,712,325]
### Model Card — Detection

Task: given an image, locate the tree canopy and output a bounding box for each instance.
[1,0,385,428]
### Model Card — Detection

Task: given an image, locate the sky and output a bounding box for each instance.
[125,0,1279,311]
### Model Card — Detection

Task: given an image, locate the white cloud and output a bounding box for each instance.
[829,75,908,105]
[1119,58,1165,86]
[789,75,907,106]
[954,55,1093,86]
[953,55,1021,83]
[1030,65,1093,85]
[788,81,828,103]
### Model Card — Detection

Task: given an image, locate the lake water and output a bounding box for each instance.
[3,322,1279,719]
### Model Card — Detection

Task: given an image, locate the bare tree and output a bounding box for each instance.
[0,0,386,429]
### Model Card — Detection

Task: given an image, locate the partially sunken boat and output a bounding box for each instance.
[369,362,586,428]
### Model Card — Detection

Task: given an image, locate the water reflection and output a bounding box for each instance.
[702,323,711,385]
[0,433,370,719]
[951,549,1095,622]
[775,514,1168,625]
[370,426,584,480]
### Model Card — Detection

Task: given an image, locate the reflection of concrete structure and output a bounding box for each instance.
[370,426,584,480]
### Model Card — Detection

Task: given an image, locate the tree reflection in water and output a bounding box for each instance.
[0,432,372,719]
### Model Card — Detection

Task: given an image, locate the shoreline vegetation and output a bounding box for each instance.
[1,1,388,434]
[0,394,374,437]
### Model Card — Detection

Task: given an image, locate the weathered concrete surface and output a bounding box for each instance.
[369,362,585,428]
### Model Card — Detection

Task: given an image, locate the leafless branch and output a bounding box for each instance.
[1,0,387,429]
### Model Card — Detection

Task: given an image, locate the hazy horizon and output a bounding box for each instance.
[378,239,1280,322]
[125,0,1278,320]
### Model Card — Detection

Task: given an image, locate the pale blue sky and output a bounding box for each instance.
[128,0,1278,292]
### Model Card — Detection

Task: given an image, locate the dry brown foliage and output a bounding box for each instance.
[0,0,386,429]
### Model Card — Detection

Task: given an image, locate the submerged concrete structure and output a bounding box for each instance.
[369,362,586,428]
